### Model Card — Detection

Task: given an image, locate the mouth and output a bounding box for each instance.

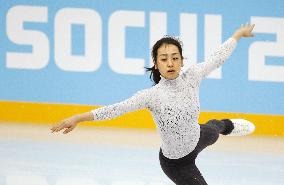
[167,69,175,73]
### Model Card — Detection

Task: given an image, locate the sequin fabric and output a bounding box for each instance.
[91,38,237,159]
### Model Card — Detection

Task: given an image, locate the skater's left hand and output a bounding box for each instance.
[232,23,255,41]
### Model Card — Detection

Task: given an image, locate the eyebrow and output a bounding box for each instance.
[159,53,179,57]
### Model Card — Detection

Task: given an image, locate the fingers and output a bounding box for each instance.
[232,23,255,40]
[63,126,75,134]
[50,121,68,133]
[240,22,254,28]
[249,24,255,32]
[50,124,59,133]
[248,24,255,37]
[50,120,77,134]
[239,23,255,38]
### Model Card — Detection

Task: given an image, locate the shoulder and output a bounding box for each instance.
[182,64,200,79]
[181,64,203,87]
[139,85,163,102]
[134,86,156,98]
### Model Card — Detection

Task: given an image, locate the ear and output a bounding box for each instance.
[154,64,158,69]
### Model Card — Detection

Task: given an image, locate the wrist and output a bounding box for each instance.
[73,112,94,123]
[232,31,242,41]
[72,114,82,123]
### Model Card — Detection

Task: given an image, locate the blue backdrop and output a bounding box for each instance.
[0,0,283,115]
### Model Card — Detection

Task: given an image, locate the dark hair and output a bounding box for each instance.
[145,36,184,85]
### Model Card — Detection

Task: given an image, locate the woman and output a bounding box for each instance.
[51,23,255,185]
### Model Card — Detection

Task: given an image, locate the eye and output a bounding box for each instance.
[161,58,167,62]
[173,57,179,60]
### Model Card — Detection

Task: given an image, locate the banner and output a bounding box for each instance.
[0,0,283,115]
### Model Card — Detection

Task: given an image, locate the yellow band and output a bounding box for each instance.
[0,101,283,136]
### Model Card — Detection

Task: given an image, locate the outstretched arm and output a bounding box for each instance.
[193,23,255,80]
[91,89,150,121]
[51,89,150,134]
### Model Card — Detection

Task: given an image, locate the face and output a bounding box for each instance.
[155,44,183,80]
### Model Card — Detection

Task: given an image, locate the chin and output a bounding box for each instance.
[167,74,178,80]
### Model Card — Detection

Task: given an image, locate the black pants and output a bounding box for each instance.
[159,119,234,185]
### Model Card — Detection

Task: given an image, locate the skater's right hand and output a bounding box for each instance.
[50,116,79,134]
[50,112,94,134]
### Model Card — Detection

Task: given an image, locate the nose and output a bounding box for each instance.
[167,59,174,67]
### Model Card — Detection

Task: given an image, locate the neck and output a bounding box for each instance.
[160,74,179,82]
[159,74,183,87]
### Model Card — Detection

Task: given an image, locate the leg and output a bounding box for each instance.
[159,119,232,185]
[194,118,255,154]
[161,163,208,185]
[159,119,255,185]
[205,119,235,135]
[159,149,208,185]
[193,119,234,154]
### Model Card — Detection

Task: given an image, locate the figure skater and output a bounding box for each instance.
[51,23,256,185]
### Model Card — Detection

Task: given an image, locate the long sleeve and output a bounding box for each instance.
[190,37,237,81]
[91,89,150,121]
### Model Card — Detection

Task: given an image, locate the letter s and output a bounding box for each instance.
[6,5,49,69]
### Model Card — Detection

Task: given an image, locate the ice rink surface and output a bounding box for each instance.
[0,123,284,185]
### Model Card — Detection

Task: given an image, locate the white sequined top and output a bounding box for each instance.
[91,38,237,159]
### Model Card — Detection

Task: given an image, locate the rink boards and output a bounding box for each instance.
[1,101,283,136]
